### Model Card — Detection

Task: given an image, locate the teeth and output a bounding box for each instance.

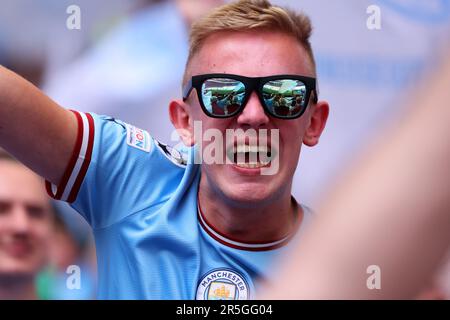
[235,162,266,169]
[235,144,268,153]
[226,143,275,168]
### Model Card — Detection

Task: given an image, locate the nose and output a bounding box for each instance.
[9,206,32,234]
[236,91,270,128]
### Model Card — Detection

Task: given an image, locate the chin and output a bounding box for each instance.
[223,183,277,206]
[0,259,42,276]
[0,265,36,277]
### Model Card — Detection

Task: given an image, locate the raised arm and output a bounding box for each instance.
[263,50,450,299]
[0,65,77,185]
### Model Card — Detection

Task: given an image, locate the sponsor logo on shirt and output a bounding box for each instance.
[196,268,250,300]
[125,123,151,153]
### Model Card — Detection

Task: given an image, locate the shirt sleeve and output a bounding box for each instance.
[45,110,188,229]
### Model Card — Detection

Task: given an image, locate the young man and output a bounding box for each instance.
[0,151,54,299]
[0,0,329,299]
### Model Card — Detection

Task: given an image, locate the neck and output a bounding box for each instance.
[0,274,37,300]
[198,179,302,244]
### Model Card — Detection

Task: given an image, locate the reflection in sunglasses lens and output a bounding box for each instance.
[202,78,245,116]
[262,79,306,117]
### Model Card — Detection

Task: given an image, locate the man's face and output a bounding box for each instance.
[0,161,53,277]
[184,30,326,205]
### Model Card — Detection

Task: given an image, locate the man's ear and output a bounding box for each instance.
[303,100,329,147]
[169,99,195,147]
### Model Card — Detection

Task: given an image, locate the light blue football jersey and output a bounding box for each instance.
[46,111,312,300]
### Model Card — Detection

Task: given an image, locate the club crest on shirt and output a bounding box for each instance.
[196,268,250,300]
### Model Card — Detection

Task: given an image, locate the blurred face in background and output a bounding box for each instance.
[0,160,53,278]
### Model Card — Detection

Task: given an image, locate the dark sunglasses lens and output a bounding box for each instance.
[262,79,307,118]
[201,78,245,117]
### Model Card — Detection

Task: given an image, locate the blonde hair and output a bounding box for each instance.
[183,0,316,86]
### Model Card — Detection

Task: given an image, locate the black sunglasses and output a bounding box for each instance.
[183,73,317,119]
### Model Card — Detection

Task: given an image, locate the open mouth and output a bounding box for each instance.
[226,143,277,169]
[3,240,33,258]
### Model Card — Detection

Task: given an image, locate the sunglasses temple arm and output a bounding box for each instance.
[312,89,318,104]
[182,79,193,101]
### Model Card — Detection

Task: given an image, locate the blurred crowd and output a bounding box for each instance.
[0,0,449,299]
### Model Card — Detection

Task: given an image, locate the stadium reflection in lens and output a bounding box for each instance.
[202,78,245,117]
[262,79,306,118]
